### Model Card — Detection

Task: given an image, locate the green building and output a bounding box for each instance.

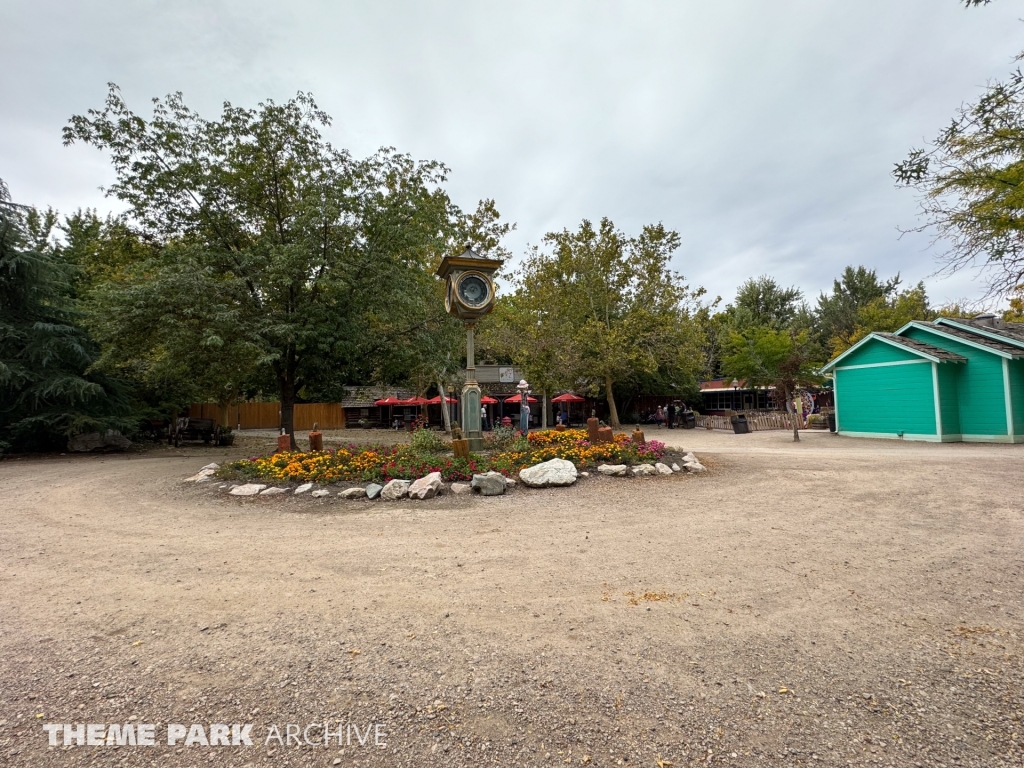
[821,316,1024,443]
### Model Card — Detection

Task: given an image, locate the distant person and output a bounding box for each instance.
[667,402,676,429]
[481,405,489,431]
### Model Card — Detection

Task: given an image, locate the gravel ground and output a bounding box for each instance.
[1,428,1022,767]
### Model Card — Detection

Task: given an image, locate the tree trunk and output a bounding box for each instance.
[604,375,620,428]
[541,390,548,429]
[784,386,800,442]
[438,379,452,433]
[279,362,298,450]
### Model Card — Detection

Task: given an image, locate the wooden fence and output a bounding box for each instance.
[695,411,795,431]
[186,402,345,430]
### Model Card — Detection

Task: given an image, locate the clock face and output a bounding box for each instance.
[457,273,490,308]
[445,277,454,313]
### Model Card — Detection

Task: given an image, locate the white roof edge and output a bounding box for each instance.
[821,332,940,372]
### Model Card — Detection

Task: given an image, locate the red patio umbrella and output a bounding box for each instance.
[550,393,584,403]
[480,396,499,405]
[425,395,458,405]
[503,394,538,404]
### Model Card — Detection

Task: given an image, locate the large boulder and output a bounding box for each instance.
[471,471,506,496]
[655,462,674,475]
[519,458,578,488]
[408,472,443,500]
[380,479,412,501]
[67,431,132,453]
[339,487,367,499]
[311,489,331,498]
[597,464,628,477]
[229,483,266,496]
[365,483,384,500]
[450,482,473,495]
[294,483,314,495]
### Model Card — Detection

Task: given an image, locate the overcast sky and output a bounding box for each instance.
[1,1,1021,307]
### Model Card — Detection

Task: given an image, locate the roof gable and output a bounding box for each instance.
[934,317,1024,350]
[822,332,963,372]
[896,321,1023,359]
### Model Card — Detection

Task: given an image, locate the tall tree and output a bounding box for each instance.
[894,31,1024,295]
[0,181,129,452]
[721,328,823,442]
[814,266,900,353]
[727,275,803,332]
[495,218,705,426]
[65,85,505,446]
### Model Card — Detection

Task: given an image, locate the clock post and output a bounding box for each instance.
[436,245,503,452]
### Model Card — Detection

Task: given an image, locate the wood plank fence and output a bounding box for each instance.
[695,411,795,431]
[186,403,346,430]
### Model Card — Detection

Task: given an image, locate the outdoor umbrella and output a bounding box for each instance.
[374,396,404,429]
[551,392,584,426]
[425,395,458,405]
[502,394,538,404]
[480,396,499,405]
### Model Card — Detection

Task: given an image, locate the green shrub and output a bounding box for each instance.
[409,426,450,455]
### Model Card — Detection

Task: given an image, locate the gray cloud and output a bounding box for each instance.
[2,0,1021,306]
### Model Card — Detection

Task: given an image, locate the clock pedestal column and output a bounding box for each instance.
[461,325,485,452]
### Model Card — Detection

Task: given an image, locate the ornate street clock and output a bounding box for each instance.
[435,245,504,449]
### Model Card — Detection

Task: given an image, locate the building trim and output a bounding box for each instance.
[895,321,1015,359]
[833,359,930,372]
[822,332,945,372]
[1003,358,1016,442]
[837,431,942,442]
[935,317,1024,350]
[932,362,943,437]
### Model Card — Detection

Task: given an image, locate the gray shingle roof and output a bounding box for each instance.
[940,318,1024,346]
[339,386,414,408]
[875,333,967,362]
[915,322,1024,357]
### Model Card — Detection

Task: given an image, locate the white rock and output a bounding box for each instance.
[504,478,516,487]
[339,487,367,499]
[260,487,287,496]
[671,463,682,472]
[229,483,266,496]
[631,464,658,477]
[311,489,331,498]
[684,462,707,473]
[408,472,443,500]
[683,452,698,464]
[184,468,216,482]
[380,479,412,501]
[580,471,590,477]
[294,483,314,495]
[655,462,673,475]
[200,463,220,471]
[450,482,472,495]
[471,472,506,496]
[598,464,628,477]
[519,458,578,488]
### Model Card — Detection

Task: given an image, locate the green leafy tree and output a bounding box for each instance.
[0,181,130,452]
[814,266,900,353]
[726,275,803,332]
[833,282,934,355]
[65,85,506,446]
[721,328,823,442]
[494,218,705,426]
[894,37,1024,295]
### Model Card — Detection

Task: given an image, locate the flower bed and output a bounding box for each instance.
[219,429,667,485]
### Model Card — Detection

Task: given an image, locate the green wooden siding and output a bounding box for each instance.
[936,363,961,436]
[836,360,936,436]
[838,339,920,367]
[902,327,1008,437]
[1009,359,1024,436]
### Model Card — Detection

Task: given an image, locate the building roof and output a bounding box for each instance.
[935,317,1024,349]
[822,331,966,371]
[874,333,968,362]
[339,386,414,408]
[903,322,1024,358]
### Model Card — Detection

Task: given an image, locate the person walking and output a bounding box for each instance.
[517,379,531,435]
[667,402,676,429]
[481,404,489,431]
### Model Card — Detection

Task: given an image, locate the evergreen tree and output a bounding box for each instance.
[0,180,129,453]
